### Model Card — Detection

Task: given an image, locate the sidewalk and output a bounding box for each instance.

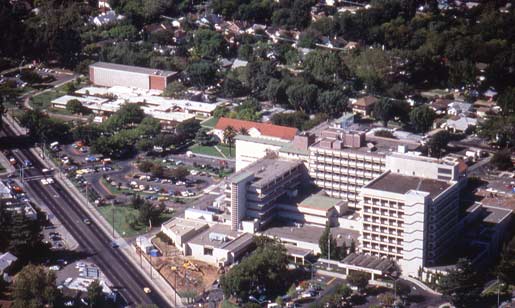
[5,114,183,307]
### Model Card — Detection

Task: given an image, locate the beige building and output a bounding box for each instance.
[160,218,208,253]
[225,159,305,231]
[360,171,461,276]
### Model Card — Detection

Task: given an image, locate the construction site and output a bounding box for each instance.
[141,236,221,299]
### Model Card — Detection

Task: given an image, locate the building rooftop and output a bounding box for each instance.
[188,224,253,252]
[235,159,302,189]
[341,253,396,273]
[298,194,344,211]
[235,134,289,147]
[161,217,208,237]
[90,62,177,77]
[279,142,310,156]
[215,117,298,140]
[467,203,513,224]
[262,222,359,246]
[365,172,452,199]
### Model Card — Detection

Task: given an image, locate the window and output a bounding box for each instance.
[438,168,452,174]
[203,247,213,256]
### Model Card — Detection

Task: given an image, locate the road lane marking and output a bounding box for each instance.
[327,277,336,285]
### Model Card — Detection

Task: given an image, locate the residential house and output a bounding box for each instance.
[445,116,478,133]
[352,95,378,116]
[447,101,473,116]
[0,252,17,276]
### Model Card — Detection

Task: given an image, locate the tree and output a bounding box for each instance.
[319,224,337,259]
[410,105,436,133]
[317,90,349,117]
[18,109,70,141]
[304,50,348,85]
[491,149,513,171]
[138,201,165,225]
[427,130,451,158]
[373,98,396,127]
[193,29,226,59]
[87,280,105,308]
[195,128,213,146]
[163,81,187,98]
[185,61,218,89]
[496,236,515,285]
[223,126,237,156]
[12,264,59,308]
[176,118,200,140]
[220,240,289,301]
[377,292,395,307]
[138,160,154,173]
[347,271,370,292]
[66,99,85,114]
[498,87,515,116]
[150,164,165,178]
[286,83,318,113]
[169,166,189,180]
[63,82,76,95]
[72,124,103,145]
[439,259,482,308]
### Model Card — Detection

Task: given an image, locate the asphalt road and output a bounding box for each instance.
[1,124,171,307]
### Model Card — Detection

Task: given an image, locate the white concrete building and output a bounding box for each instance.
[360,171,461,276]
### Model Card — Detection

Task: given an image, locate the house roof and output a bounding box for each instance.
[353,95,378,107]
[215,117,298,140]
[0,252,17,272]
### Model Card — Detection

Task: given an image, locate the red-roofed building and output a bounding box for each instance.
[213,117,298,143]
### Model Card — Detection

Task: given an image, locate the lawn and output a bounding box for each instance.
[188,144,224,158]
[201,117,219,128]
[97,205,147,237]
[217,144,235,158]
[188,143,235,159]
[30,89,65,109]
[97,205,174,237]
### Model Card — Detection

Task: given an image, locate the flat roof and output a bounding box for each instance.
[262,222,359,246]
[162,217,208,236]
[365,172,451,199]
[90,62,177,77]
[468,204,513,224]
[341,253,396,273]
[229,159,302,189]
[279,142,310,156]
[188,224,253,252]
[284,245,312,258]
[235,135,289,147]
[298,194,343,211]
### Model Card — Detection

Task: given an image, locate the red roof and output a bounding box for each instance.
[215,117,298,140]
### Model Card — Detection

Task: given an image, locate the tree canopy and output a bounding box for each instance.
[220,239,289,301]
[12,264,59,308]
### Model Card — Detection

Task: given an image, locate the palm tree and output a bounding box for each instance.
[239,127,249,135]
[223,126,237,156]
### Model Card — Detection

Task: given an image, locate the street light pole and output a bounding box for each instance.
[111,200,115,237]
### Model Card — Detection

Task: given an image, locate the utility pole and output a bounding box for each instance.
[327,231,331,270]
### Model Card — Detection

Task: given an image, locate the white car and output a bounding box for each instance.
[190,170,199,176]
[46,178,54,184]
[41,178,49,185]
[49,265,61,271]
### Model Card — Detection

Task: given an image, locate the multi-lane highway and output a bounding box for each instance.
[1,122,171,307]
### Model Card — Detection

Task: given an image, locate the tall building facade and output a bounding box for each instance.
[360,169,462,275]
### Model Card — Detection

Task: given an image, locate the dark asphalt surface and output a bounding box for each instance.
[1,123,172,307]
